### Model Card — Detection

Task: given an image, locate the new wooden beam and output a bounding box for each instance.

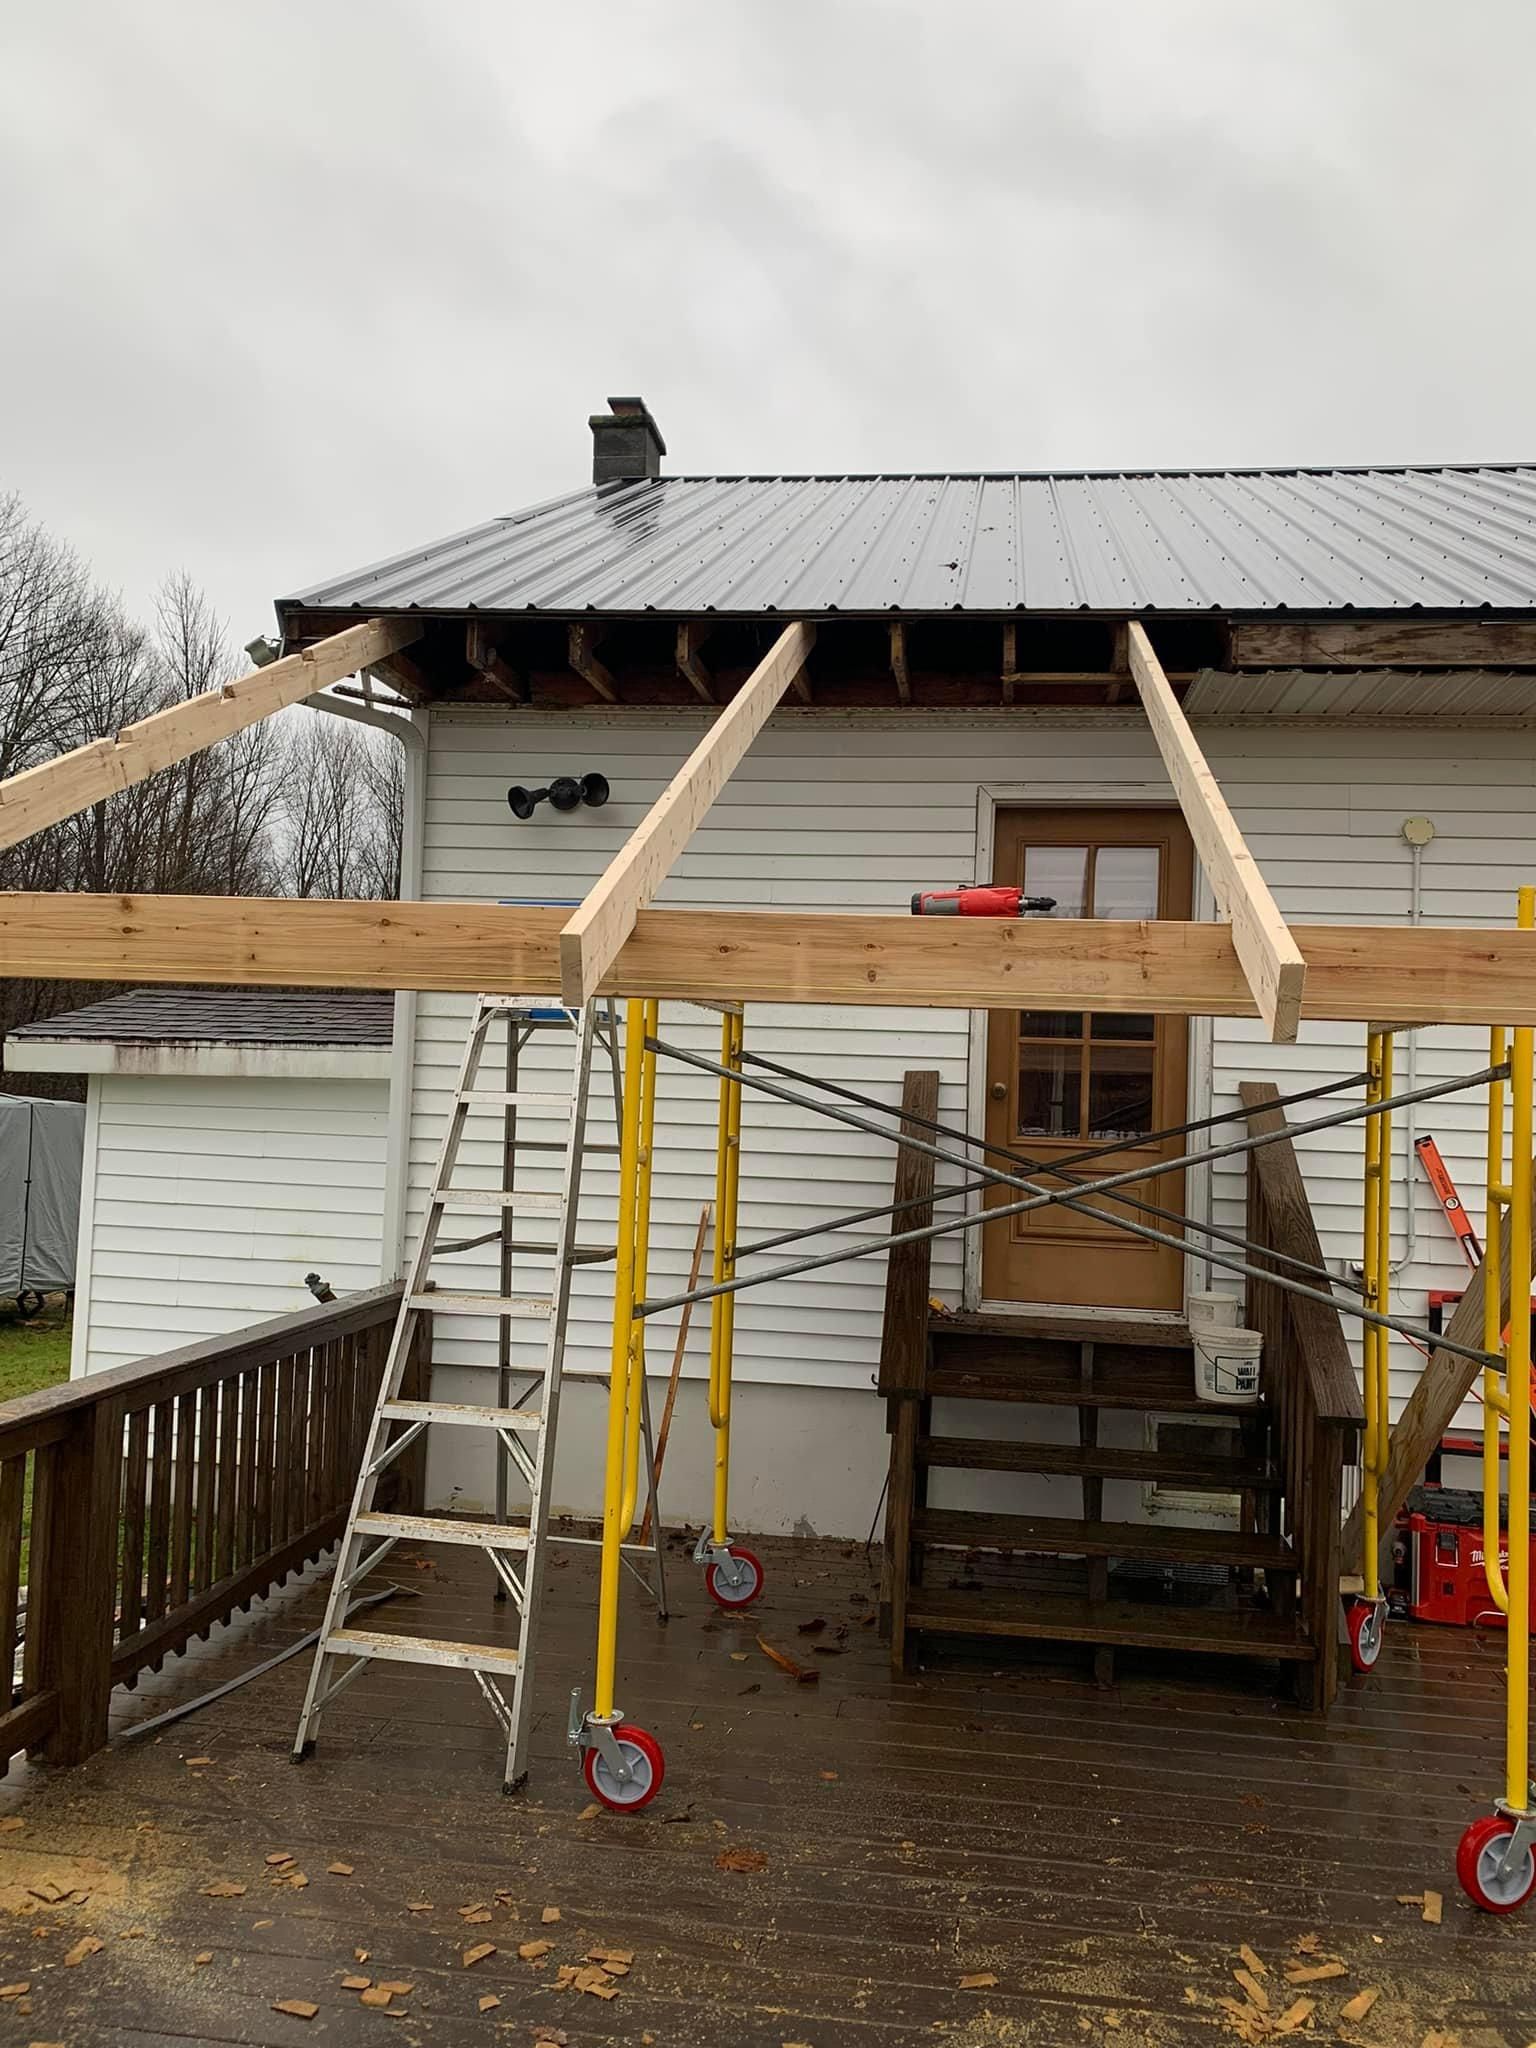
[0,617,419,853]
[6,892,1536,1023]
[1127,621,1306,1043]
[568,623,618,703]
[466,621,524,703]
[1232,617,1536,670]
[557,621,815,1004]
[675,621,715,704]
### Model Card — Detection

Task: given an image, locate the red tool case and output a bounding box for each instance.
[1394,1484,1536,1629]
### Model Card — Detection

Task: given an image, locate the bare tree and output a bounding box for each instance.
[276,714,400,901]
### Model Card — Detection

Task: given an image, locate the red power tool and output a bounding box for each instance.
[910,885,1058,917]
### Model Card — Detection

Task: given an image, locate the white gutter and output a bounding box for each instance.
[304,679,429,1283]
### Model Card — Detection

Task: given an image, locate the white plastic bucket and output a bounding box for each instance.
[1193,1324,1263,1406]
[1188,1289,1242,1331]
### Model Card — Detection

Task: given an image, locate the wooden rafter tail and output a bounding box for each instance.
[466,621,524,703]
[557,620,816,1005]
[568,622,618,703]
[0,617,420,855]
[675,621,715,704]
[1126,621,1306,1044]
[890,621,912,703]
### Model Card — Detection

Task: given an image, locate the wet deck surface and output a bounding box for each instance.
[0,1528,1532,2046]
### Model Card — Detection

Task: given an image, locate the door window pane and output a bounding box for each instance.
[1022,845,1087,918]
[1090,1012,1155,1041]
[1017,1044,1078,1137]
[1093,845,1159,920]
[1017,1011,1083,1039]
[1087,1043,1155,1139]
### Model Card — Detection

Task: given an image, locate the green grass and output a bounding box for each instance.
[0,1313,72,1404]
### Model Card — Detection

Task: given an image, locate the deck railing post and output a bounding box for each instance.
[33,1393,126,1765]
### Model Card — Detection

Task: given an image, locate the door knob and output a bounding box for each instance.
[990,1081,1007,1100]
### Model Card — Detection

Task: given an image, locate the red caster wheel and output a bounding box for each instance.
[1346,1598,1384,1674]
[1456,1813,1536,1913]
[704,1545,764,1609]
[581,1723,664,1812]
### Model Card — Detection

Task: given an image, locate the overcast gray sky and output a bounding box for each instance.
[3,1,1534,644]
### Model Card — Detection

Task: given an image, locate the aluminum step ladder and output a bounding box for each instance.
[291,994,667,1794]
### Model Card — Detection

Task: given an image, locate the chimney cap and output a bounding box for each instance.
[588,394,666,457]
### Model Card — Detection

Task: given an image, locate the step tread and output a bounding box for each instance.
[436,1190,562,1211]
[325,1626,521,1675]
[380,1400,544,1430]
[905,1585,1315,1660]
[912,1505,1295,1571]
[927,1349,1208,1411]
[936,1309,1192,1348]
[916,1436,1282,1491]
[355,1511,532,1550]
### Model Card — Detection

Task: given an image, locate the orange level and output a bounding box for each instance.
[1416,1135,1483,1270]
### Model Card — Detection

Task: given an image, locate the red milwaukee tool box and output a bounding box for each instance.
[1395,1484,1536,1629]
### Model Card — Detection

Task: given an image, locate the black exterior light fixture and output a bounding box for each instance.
[506,772,611,821]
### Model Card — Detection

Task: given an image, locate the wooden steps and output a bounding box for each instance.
[917,1434,1282,1492]
[926,1336,1209,1410]
[912,1506,1297,1573]
[906,1584,1316,1662]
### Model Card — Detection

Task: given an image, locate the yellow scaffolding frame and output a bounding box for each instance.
[1494,891,1533,1814]
[708,1008,745,1548]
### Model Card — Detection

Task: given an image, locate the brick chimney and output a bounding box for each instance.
[589,396,665,485]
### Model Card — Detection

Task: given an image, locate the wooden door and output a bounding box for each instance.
[982,808,1193,1312]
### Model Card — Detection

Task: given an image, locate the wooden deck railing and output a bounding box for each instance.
[1241,1080,1365,1710]
[0,1284,423,1772]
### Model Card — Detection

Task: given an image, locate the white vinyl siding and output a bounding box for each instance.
[412,711,1536,1431]
[76,1074,387,1376]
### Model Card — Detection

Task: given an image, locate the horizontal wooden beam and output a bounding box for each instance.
[0,617,419,852]
[6,892,1536,1023]
[1232,617,1536,670]
[558,622,815,1005]
[1127,622,1306,1042]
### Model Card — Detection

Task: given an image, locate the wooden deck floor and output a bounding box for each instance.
[0,1528,1532,2047]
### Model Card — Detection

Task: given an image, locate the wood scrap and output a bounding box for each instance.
[541,1905,561,1923]
[327,1861,354,1876]
[1233,1967,1268,2010]
[959,1971,998,1990]
[360,1988,394,2009]
[518,1939,554,1961]
[1340,1988,1381,2022]
[478,1992,500,2011]
[462,1942,496,1967]
[1237,1944,1267,1978]
[63,1937,103,1967]
[340,1975,371,1991]
[1284,1959,1345,1985]
[1274,1998,1314,2033]
[377,1981,414,1996]
[193,1954,212,1968]
[1422,1888,1443,1924]
[271,2000,318,2020]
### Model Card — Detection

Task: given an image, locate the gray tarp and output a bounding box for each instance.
[0,1095,84,1295]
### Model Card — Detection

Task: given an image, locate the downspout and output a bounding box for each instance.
[303,682,428,1284]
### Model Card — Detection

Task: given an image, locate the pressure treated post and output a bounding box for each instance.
[32,1394,126,1764]
[879,1071,940,1673]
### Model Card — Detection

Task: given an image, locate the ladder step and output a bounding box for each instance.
[355,1511,532,1550]
[325,1626,522,1676]
[460,1090,572,1109]
[381,1400,544,1430]
[408,1291,553,1317]
[515,1139,621,1153]
[436,1190,561,1211]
